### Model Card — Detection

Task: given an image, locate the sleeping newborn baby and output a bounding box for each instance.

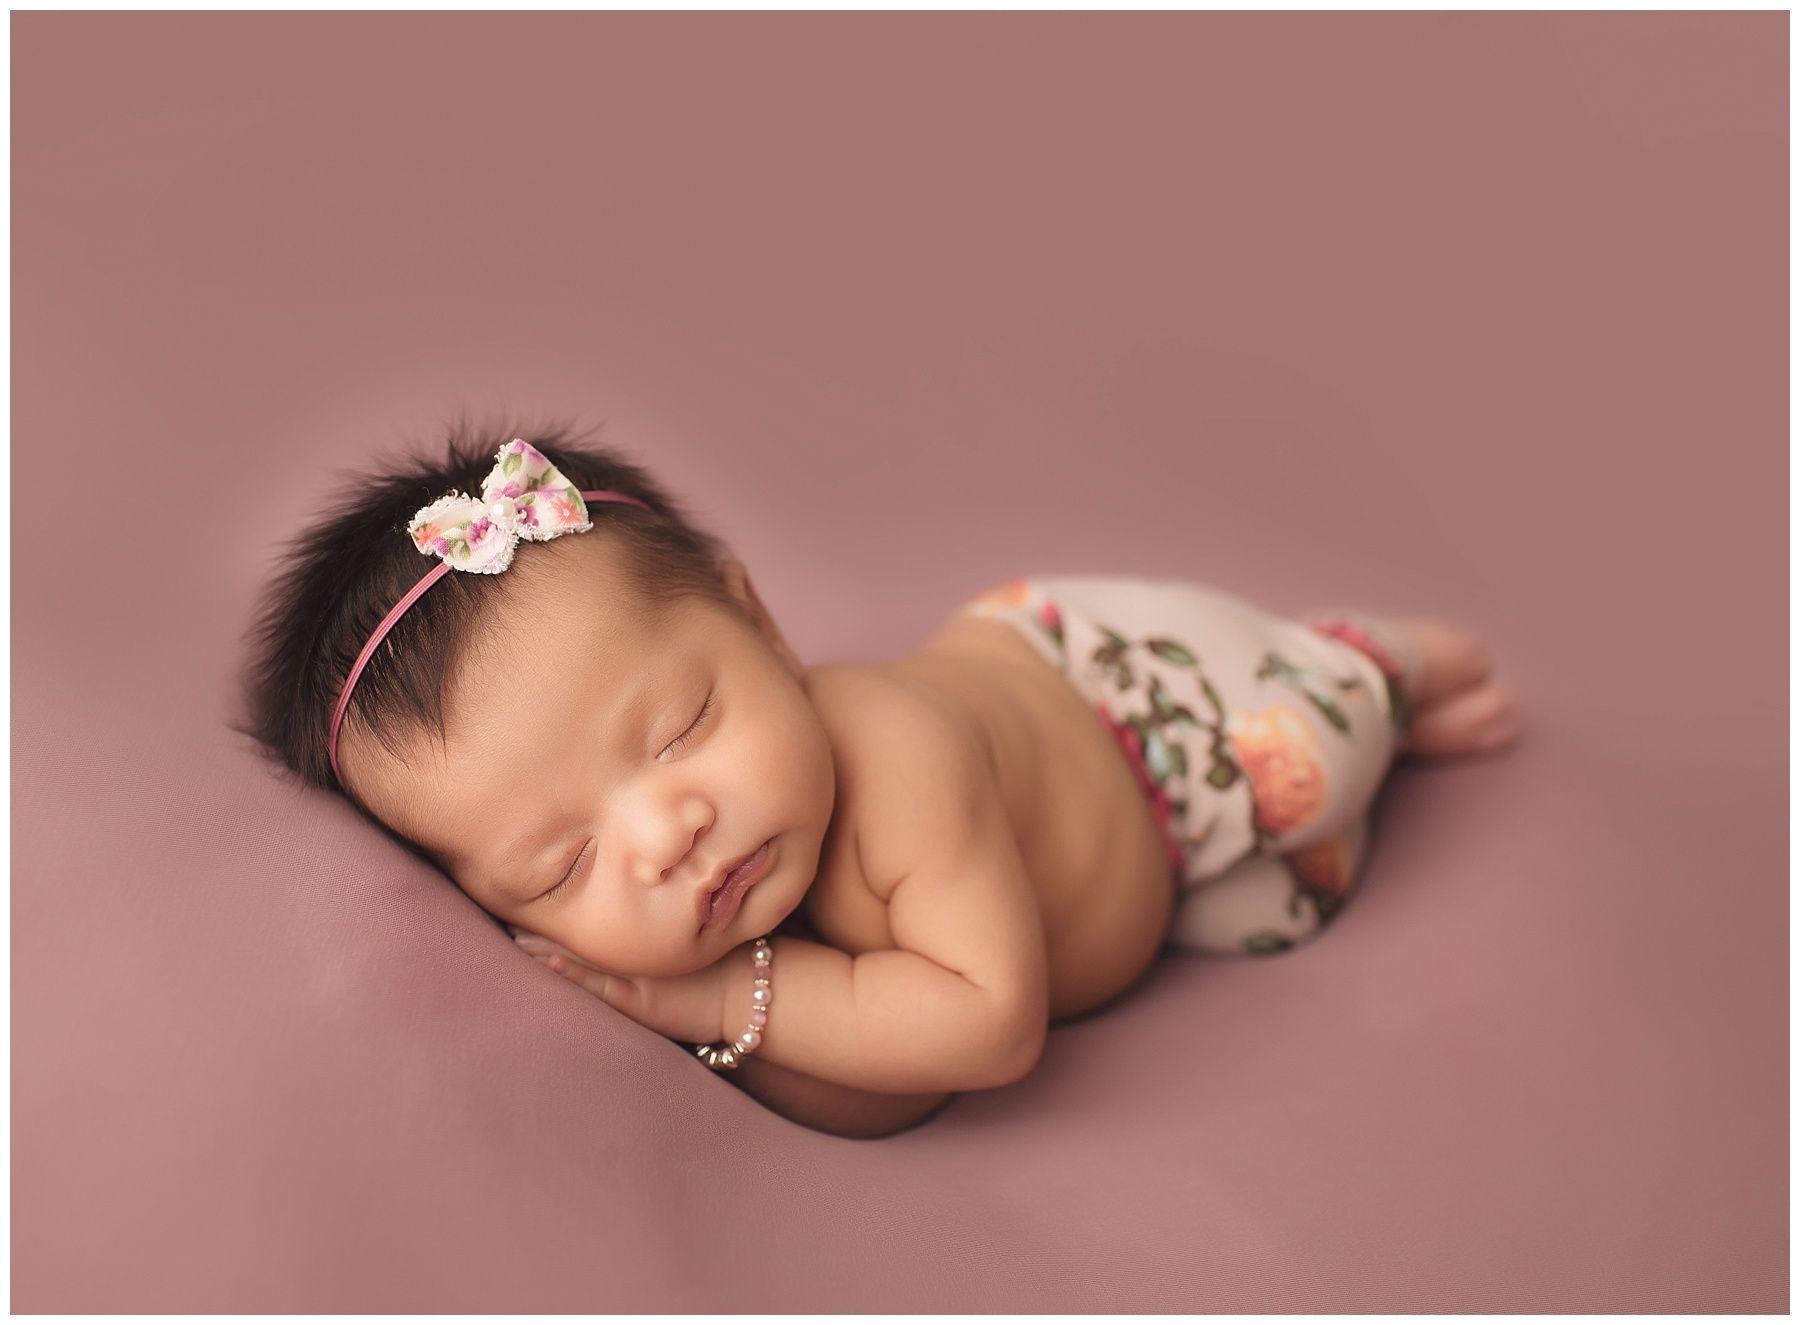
[237,426,1522,1138]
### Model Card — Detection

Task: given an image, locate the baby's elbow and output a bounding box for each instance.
[981,1003,1048,1089]
[833,1093,957,1140]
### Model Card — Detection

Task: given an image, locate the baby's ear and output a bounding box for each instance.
[719,557,753,605]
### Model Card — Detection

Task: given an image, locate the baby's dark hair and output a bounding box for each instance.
[232,413,738,814]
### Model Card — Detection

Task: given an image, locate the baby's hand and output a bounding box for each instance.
[507,926,731,1046]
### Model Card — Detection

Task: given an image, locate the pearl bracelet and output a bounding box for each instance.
[693,935,774,1072]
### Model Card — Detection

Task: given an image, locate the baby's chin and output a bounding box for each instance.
[669,891,804,975]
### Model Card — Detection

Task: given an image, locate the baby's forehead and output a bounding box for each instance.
[438,594,724,745]
[450,569,674,688]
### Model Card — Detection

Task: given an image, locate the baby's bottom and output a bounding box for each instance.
[1167,607,1420,957]
[1168,802,1376,955]
[959,577,1424,960]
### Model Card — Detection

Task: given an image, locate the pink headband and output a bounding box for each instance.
[327,438,652,787]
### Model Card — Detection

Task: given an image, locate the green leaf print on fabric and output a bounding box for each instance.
[1308,887,1346,926]
[1199,674,1227,719]
[1205,759,1239,791]
[1086,625,1249,829]
[1146,675,1200,729]
[1255,650,1358,736]
[1302,691,1352,735]
[1244,932,1294,956]
[1142,726,1187,783]
[1092,627,1135,691]
[503,449,524,476]
[1386,677,1416,734]
[1146,637,1198,668]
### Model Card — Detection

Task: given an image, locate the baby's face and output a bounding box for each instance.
[339,538,836,978]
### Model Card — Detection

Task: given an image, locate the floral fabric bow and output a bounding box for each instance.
[408,439,593,574]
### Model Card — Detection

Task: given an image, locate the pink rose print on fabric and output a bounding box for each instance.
[547,491,583,525]
[1222,705,1328,838]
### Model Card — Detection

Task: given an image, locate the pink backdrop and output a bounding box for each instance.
[13,11,1787,1312]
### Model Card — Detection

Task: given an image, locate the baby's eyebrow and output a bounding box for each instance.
[462,821,571,907]
[489,829,559,894]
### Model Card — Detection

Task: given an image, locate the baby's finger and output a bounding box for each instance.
[514,932,602,973]
[512,930,569,959]
[509,933,634,1008]
[539,951,621,1002]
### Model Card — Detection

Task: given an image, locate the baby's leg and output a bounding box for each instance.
[1167,816,1371,957]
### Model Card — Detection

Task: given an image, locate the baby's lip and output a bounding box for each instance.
[695,839,773,931]
[701,846,757,901]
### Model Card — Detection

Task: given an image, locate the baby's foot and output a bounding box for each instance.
[1400,680,1522,758]
[1389,617,1522,758]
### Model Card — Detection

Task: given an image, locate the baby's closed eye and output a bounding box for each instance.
[661,693,715,758]
[530,692,719,906]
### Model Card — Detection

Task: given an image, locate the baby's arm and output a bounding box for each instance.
[726,1054,952,1139]
[722,908,952,1138]
[718,683,1051,1095]
[511,928,949,1133]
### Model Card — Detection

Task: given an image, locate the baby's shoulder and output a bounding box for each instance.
[778,665,897,953]
[805,662,995,901]
[808,657,984,739]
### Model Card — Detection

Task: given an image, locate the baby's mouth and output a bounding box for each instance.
[697,838,775,933]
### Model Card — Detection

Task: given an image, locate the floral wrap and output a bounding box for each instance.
[959,575,1423,958]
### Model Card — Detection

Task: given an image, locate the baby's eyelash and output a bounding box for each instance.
[663,694,715,757]
[540,839,592,903]
[534,696,713,906]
